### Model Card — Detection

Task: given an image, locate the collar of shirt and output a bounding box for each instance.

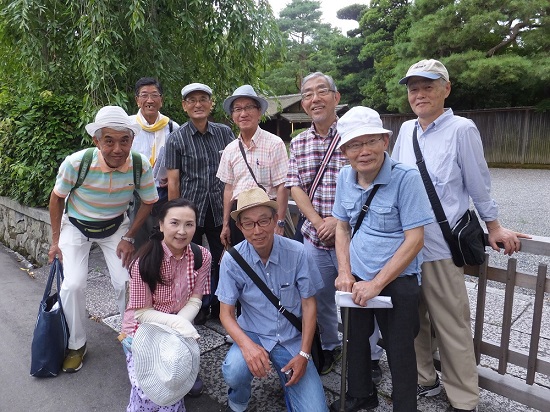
[161,241,192,262]
[415,108,454,134]
[242,236,281,268]
[186,120,214,137]
[237,126,262,149]
[308,118,338,141]
[96,150,131,173]
[357,152,393,187]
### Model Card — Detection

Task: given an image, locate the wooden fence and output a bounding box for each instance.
[381,107,550,166]
[463,236,550,410]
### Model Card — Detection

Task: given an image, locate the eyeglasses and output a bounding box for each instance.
[301,87,335,101]
[184,97,211,105]
[239,217,273,230]
[232,104,259,114]
[345,137,384,153]
[137,93,162,100]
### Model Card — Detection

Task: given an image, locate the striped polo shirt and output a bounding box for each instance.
[53,148,158,221]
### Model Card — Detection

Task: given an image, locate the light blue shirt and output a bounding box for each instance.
[391,109,498,262]
[332,154,433,282]
[216,235,324,355]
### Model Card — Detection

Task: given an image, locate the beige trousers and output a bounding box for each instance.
[415,258,479,410]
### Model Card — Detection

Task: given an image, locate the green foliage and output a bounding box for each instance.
[0,92,85,207]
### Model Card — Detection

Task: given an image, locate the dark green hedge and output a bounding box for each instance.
[0,91,88,207]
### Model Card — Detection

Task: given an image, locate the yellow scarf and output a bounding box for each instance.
[136,112,170,166]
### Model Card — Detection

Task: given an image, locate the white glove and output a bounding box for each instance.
[134,307,199,339]
[177,297,203,322]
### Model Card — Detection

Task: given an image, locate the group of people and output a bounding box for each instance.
[48,59,527,412]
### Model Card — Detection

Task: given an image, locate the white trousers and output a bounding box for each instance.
[58,215,130,350]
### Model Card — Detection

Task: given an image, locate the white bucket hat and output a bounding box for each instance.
[223,85,268,116]
[230,187,278,221]
[336,106,393,149]
[85,105,141,137]
[133,322,200,406]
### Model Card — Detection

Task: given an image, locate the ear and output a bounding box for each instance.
[92,136,101,149]
[135,95,140,107]
[334,90,341,105]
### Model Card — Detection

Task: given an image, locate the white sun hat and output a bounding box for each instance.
[336,106,393,149]
[85,105,141,137]
[132,322,200,406]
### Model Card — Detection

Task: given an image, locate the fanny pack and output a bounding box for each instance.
[68,214,124,239]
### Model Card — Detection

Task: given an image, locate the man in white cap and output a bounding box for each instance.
[216,187,327,412]
[331,106,432,412]
[165,83,234,325]
[48,105,158,373]
[392,59,529,412]
[217,84,288,247]
[130,77,179,249]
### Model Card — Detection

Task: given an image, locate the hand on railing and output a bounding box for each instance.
[487,224,531,256]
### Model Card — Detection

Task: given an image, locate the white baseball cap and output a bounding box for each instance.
[399,59,449,85]
[181,83,212,99]
[336,106,392,149]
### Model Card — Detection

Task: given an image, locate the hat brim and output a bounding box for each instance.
[399,72,443,85]
[337,126,393,149]
[85,122,141,138]
[223,95,268,116]
[230,199,278,221]
[133,323,200,406]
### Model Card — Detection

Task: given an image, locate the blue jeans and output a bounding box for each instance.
[303,240,341,351]
[222,331,328,412]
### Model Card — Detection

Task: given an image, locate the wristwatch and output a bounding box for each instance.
[277,220,285,228]
[299,350,311,360]
[121,236,135,244]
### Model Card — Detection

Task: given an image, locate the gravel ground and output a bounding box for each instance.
[471,168,550,292]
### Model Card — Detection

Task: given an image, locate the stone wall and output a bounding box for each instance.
[0,196,51,265]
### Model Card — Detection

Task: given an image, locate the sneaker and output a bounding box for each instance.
[321,346,342,375]
[371,360,382,385]
[62,343,87,373]
[330,386,378,412]
[186,375,204,397]
[417,375,441,398]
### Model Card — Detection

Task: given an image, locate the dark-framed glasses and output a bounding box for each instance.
[345,137,384,153]
[184,97,211,105]
[232,104,259,114]
[240,217,273,230]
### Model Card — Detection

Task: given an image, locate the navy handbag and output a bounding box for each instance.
[30,257,69,377]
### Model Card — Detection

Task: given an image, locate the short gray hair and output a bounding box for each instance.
[301,72,338,93]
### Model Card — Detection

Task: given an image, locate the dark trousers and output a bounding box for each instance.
[347,275,420,412]
[229,200,245,246]
[192,203,224,311]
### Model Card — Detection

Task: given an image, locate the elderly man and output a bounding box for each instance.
[165,83,234,325]
[331,107,432,412]
[48,106,158,373]
[391,59,529,412]
[130,77,179,249]
[217,84,288,247]
[216,187,327,412]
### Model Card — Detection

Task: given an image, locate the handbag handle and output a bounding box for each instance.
[43,257,65,310]
[227,247,303,332]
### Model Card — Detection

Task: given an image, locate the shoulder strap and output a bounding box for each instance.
[168,120,174,133]
[190,242,203,271]
[238,141,266,191]
[227,246,303,332]
[352,163,397,238]
[65,148,95,213]
[131,151,142,190]
[412,128,456,249]
[307,133,341,200]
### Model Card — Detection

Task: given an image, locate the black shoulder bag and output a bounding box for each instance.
[227,246,325,374]
[412,127,487,267]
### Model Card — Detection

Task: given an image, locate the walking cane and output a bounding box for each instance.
[339,306,350,412]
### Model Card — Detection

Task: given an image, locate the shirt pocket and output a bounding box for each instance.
[279,284,300,314]
[256,165,270,186]
[366,205,401,233]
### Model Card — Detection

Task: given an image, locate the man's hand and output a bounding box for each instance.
[335,272,355,292]
[240,340,272,378]
[487,225,530,256]
[116,239,135,268]
[220,224,231,248]
[281,354,309,386]
[351,280,382,307]
[316,216,337,245]
[48,244,63,263]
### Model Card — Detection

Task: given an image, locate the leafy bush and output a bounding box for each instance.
[0,91,87,207]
